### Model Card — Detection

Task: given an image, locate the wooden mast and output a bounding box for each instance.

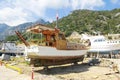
[15,31,30,47]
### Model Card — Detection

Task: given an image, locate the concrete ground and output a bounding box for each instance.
[0,66,30,80]
[1,58,120,80]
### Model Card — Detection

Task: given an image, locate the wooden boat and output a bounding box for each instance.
[15,24,89,68]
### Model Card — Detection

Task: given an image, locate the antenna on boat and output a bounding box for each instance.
[55,12,59,29]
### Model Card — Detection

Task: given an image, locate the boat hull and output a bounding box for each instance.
[89,44,120,52]
[26,46,87,66]
[29,55,84,66]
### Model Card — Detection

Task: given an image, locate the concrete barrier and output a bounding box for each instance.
[5,64,22,74]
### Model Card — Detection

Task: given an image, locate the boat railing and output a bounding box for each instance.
[67,42,86,50]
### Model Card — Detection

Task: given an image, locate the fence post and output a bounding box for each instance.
[0,61,2,66]
[31,67,34,80]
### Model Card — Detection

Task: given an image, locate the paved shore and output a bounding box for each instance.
[1,59,120,80]
[0,66,30,80]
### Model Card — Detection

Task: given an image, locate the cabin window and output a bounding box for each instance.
[94,39,105,42]
[58,34,65,40]
[51,35,56,41]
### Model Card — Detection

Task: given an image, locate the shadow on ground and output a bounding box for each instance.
[35,63,90,75]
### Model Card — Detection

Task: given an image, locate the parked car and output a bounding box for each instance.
[88,58,101,66]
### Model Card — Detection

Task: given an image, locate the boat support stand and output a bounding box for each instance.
[43,66,49,70]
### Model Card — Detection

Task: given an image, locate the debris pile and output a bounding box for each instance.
[99,59,112,67]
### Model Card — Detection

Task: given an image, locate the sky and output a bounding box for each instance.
[0,0,120,26]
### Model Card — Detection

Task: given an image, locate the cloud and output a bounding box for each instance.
[0,7,28,26]
[0,0,105,26]
[110,0,119,4]
[70,0,105,10]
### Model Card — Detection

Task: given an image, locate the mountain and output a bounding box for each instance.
[0,19,50,40]
[35,18,50,24]
[49,8,120,36]
[0,24,10,39]
[0,24,9,33]
[1,8,120,40]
